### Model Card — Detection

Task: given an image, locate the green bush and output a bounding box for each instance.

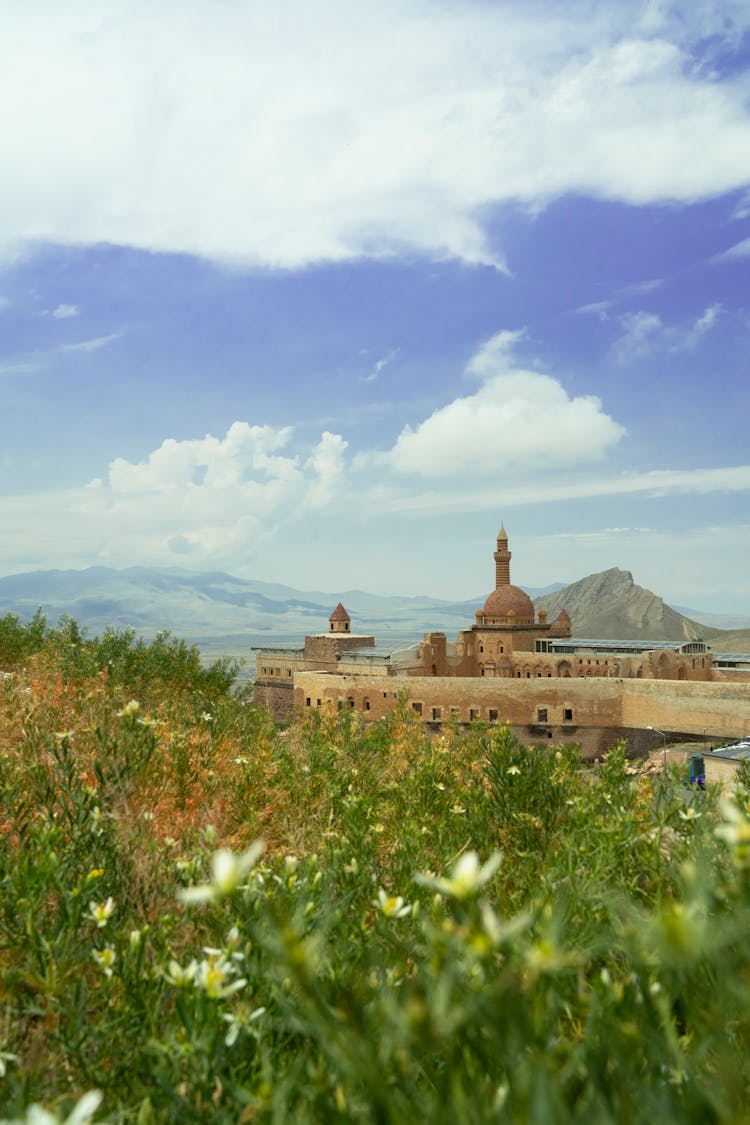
[0,644,748,1123]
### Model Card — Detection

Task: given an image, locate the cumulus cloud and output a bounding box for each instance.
[1,3,750,268]
[52,303,79,319]
[107,422,296,493]
[94,422,351,565]
[384,331,624,476]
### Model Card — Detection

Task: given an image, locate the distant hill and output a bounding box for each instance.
[533,568,718,643]
[0,565,488,643]
[0,564,747,656]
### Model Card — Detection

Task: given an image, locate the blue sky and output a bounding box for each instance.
[1,1,749,612]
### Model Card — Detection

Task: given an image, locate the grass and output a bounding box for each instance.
[0,618,749,1121]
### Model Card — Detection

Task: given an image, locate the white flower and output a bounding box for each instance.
[89,898,115,928]
[0,1048,19,1078]
[92,947,116,978]
[222,1006,265,1046]
[178,840,265,904]
[54,730,75,744]
[196,952,247,999]
[117,699,140,717]
[166,959,198,987]
[10,1090,104,1125]
[416,851,502,900]
[507,765,521,776]
[678,807,702,822]
[375,889,412,918]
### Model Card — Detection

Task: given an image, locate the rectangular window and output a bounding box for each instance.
[305,697,311,707]
[537,708,548,723]
[412,702,423,715]
[432,707,442,722]
[489,709,498,722]
[469,708,480,721]
[563,708,573,722]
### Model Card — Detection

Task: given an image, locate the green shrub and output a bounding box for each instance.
[0,648,749,1123]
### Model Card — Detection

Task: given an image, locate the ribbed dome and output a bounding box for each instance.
[482,584,535,621]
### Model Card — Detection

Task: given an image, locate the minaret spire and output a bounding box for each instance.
[494,524,511,587]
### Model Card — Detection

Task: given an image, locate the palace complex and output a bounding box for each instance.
[254,527,750,758]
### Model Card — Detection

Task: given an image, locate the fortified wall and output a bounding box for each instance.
[294,672,750,759]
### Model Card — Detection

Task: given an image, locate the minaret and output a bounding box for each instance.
[494,524,511,587]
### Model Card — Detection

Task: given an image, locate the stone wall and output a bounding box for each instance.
[302,633,375,668]
[293,672,750,744]
[253,680,295,719]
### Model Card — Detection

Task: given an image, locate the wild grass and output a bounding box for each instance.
[0,616,749,1122]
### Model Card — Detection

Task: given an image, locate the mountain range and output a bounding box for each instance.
[0,564,748,657]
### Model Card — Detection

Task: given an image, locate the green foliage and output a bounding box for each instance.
[0,657,749,1123]
[0,608,48,669]
[0,611,240,703]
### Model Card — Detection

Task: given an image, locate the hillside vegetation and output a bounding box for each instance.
[1,615,750,1122]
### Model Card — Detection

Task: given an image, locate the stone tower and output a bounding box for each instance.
[329,603,351,634]
[494,523,511,587]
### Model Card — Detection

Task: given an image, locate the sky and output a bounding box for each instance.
[1,0,749,613]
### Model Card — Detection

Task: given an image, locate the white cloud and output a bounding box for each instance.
[713,236,750,261]
[52,303,79,319]
[612,311,664,359]
[387,464,750,516]
[0,410,749,595]
[465,330,527,379]
[107,422,296,493]
[363,349,399,384]
[1,3,750,269]
[613,304,722,360]
[574,278,662,317]
[383,331,625,476]
[0,332,121,376]
[60,332,121,354]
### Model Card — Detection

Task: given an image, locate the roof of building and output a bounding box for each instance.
[545,637,710,655]
[711,739,750,760]
[329,602,351,622]
[482,584,535,619]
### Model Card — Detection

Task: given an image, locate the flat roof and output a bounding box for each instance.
[711,740,750,760]
[546,637,709,653]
